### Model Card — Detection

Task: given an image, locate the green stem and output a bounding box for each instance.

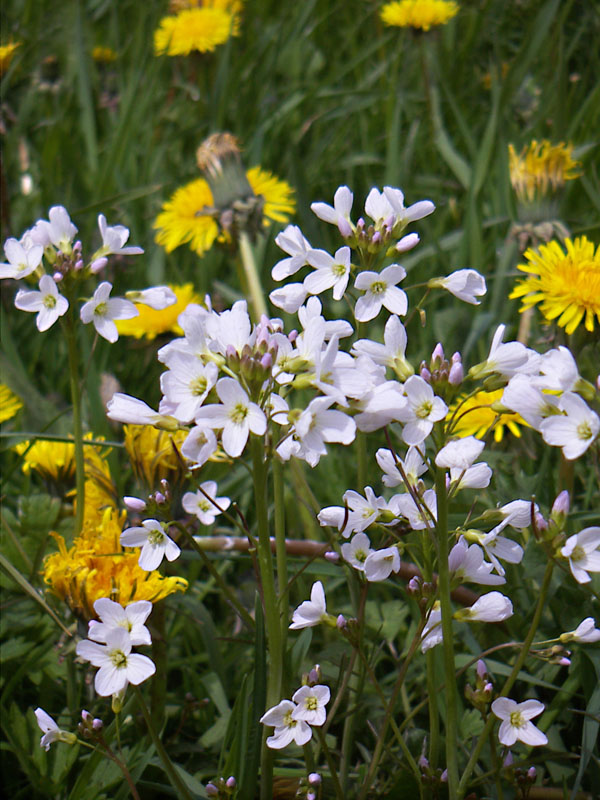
[133,686,194,800]
[239,231,267,321]
[150,600,167,732]
[456,560,555,798]
[272,458,288,652]
[251,437,282,800]
[64,313,85,534]
[426,649,440,769]
[316,726,344,800]
[434,465,459,796]
[356,430,368,491]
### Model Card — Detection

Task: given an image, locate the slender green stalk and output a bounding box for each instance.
[63,312,85,534]
[250,437,282,800]
[239,232,267,321]
[272,458,288,648]
[150,600,167,732]
[133,686,194,800]
[426,649,440,769]
[316,726,344,800]
[456,560,555,798]
[434,465,459,796]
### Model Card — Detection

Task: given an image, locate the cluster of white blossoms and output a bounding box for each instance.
[75,598,156,698]
[260,680,330,749]
[1,206,175,340]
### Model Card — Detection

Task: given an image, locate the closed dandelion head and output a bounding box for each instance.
[508,140,581,205]
[448,389,528,443]
[154,6,240,57]
[380,0,459,31]
[510,236,600,335]
[123,424,188,489]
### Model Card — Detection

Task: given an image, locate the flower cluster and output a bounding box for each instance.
[1,206,175,340]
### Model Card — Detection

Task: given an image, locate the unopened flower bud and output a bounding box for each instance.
[92,718,103,731]
[357,217,365,231]
[420,366,431,382]
[288,329,298,343]
[431,343,444,366]
[308,665,321,684]
[73,240,82,253]
[534,512,548,532]
[90,257,108,274]
[324,551,340,563]
[81,710,92,723]
[154,491,166,505]
[503,751,514,768]
[307,792,316,800]
[551,490,569,520]
[484,681,493,694]
[260,353,273,370]
[418,754,429,770]
[124,496,147,512]
[226,776,236,789]
[476,660,487,680]
[308,773,321,786]
[448,361,464,385]
[527,766,537,780]
[75,259,84,270]
[206,783,219,797]
[440,769,448,783]
[337,216,353,238]
[336,614,347,630]
[53,271,63,282]
[395,232,420,253]
[408,576,421,594]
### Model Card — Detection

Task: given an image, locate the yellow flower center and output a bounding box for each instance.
[416,401,432,419]
[190,376,208,396]
[283,710,296,728]
[570,544,585,563]
[370,280,387,295]
[43,294,57,309]
[148,528,166,546]
[305,696,319,711]
[95,301,108,317]
[576,421,593,442]
[509,710,525,729]
[111,649,128,668]
[355,548,367,563]
[230,402,248,425]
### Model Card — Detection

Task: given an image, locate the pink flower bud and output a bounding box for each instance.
[324,551,340,563]
[225,776,236,789]
[308,773,321,786]
[418,755,429,770]
[420,366,431,382]
[448,361,464,385]
[527,767,537,780]
[154,491,165,505]
[337,216,353,238]
[90,257,108,274]
[440,769,448,782]
[288,329,298,343]
[206,784,219,797]
[432,343,444,364]
[124,496,147,512]
[476,660,487,679]
[503,751,513,768]
[81,710,92,723]
[92,718,104,730]
[75,259,84,270]
[53,271,63,282]
[551,490,570,516]
[336,614,347,630]
[396,232,420,253]
[261,353,273,370]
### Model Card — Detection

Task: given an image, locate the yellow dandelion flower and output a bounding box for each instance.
[508,140,581,204]
[78,447,118,530]
[0,40,20,75]
[447,389,527,443]
[43,508,188,620]
[510,236,600,335]
[116,283,202,340]
[380,0,459,31]
[154,167,295,256]
[154,7,239,56]
[124,424,189,489]
[169,0,243,12]
[15,438,77,482]
[91,45,117,63]
[0,384,23,423]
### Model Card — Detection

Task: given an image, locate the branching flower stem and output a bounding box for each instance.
[456,559,555,798]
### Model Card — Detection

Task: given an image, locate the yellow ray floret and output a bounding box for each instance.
[124,424,189,489]
[0,41,21,75]
[0,384,23,423]
[510,236,600,335]
[43,508,188,620]
[154,7,239,56]
[447,389,528,443]
[154,167,295,256]
[508,140,581,203]
[116,283,202,340]
[380,0,459,31]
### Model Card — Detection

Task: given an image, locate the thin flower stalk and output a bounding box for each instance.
[456,560,555,798]
[239,231,267,321]
[63,310,85,534]
[272,458,289,645]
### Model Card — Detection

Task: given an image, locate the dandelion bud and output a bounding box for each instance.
[90,256,108,274]
[308,773,321,786]
[225,776,236,789]
[336,614,347,630]
[205,783,219,797]
[324,550,340,563]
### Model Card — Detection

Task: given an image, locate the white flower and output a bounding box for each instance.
[397,375,448,445]
[470,324,530,380]
[376,446,427,488]
[87,598,152,646]
[125,286,176,309]
[391,488,437,530]
[435,436,485,469]
[421,603,442,652]
[448,538,505,585]
[339,486,391,537]
[14,274,69,331]
[502,374,559,429]
[159,355,218,422]
[364,546,401,582]
[80,281,138,343]
[351,315,413,381]
[560,527,600,584]
[290,581,328,629]
[34,708,76,751]
[304,246,351,301]
[354,264,408,322]
[454,591,513,622]
[341,532,373,571]
[560,617,600,644]
[0,237,43,280]
[534,346,579,393]
[194,377,267,458]
[106,393,177,428]
[429,269,487,305]
[491,698,547,747]
[290,396,356,467]
[36,206,78,252]
[272,225,312,281]
[180,425,218,468]
[311,185,354,236]
[182,481,231,525]
[269,282,308,314]
[291,685,330,726]
[76,628,156,697]
[540,392,600,460]
[120,519,181,571]
[260,699,312,749]
[97,214,144,256]
[450,462,493,490]
[382,186,435,228]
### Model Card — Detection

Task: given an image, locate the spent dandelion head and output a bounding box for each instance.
[447,389,528,443]
[0,384,23,423]
[123,424,189,489]
[380,0,459,31]
[116,283,202,340]
[154,6,239,56]
[510,236,600,335]
[43,508,188,620]
[508,140,581,205]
